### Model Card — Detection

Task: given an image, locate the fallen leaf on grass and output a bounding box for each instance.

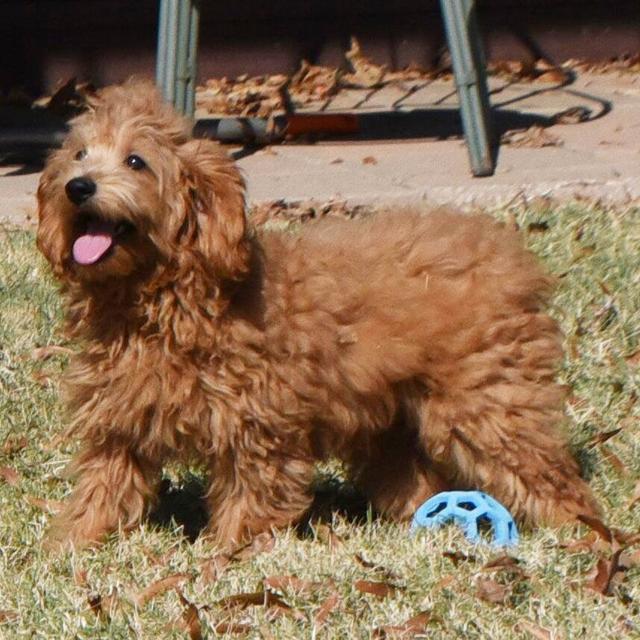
[212,621,254,635]
[475,577,510,604]
[31,345,73,361]
[482,555,523,572]
[25,495,63,514]
[527,221,549,233]
[0,466,20,486]
[625,349,640,367]
[201,531,275,583]
[373,611,435,638]
[629,481,640,508]
[585,549,624,596]
[354,580,401,599]
[587,428,622,448]
[315,523,345,551]
[217,590,286,611]
[443,550,476,566]
[435,574,456,590]
[353,553,401,580]
[314,591,341,626]
[263,575,321,594]
[577,514,613,543]
[175,588,203,640]
[599,445,628,475]
[230,531,276,561]
[200,553,232,583]
[2,436,27,456]
[134,573,189,607]
[0,610,18,623]
[516,619,556,640]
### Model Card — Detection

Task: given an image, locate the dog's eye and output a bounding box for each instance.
[74,149,87,161]
[126,154,147,171]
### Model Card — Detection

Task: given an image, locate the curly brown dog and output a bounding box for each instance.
[37,81,599,549]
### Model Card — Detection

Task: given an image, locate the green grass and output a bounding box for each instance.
[0,201,639,639]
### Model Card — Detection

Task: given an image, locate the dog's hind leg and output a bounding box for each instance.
[348,411,449,522]
[417,313,600,527]
[46,443,159,550]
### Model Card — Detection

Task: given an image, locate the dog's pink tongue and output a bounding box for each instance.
[72,219,115,265]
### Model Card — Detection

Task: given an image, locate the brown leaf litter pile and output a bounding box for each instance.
[39,487,638,640]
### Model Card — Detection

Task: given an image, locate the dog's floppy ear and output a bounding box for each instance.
[174,139,250,280]
[37,158,70,276]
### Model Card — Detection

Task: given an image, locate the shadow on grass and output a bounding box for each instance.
[149,474,372,543]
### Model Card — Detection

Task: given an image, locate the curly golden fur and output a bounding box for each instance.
[37,81,599,549]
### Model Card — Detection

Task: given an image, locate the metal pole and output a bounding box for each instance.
[156,0,199,116]
[439,0,495,176]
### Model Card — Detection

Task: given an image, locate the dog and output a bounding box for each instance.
[37,81,599,549]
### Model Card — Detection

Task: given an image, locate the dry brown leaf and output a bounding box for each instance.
[585,549,624,596]
[435,574,456,590]
[599,445,628,475]
[476,577,510,604]
[354,580,400,599]
[134,574,189,607]
[263,575,320,594]
[625,349,640,367]
[315,523,344,551]
[200,552,231,584]
[362,155,378,165]
[353,553,401,580]
[373,611,435,638]
[230,531,276,561]
[502,125,562,148]
[482,555,522,572]
[560,531,609,554]
[31,371,53,388]
[217,590,286,611]
[2,436,27,456]
[587,428,622,448]
[0,466,20,487]
[212,621,254,635]
[0,610,18,623]
[87,594,107,620]
[343,37,387,88]
[553,106,591,125]
[535,68,568,84]
[314,591,341,626]
[578,514,613,543]
[74,568,89,588]
[629,481,640,508]
[175,588,203,640]
[527,221,549,233]
[443,550,476,566]
[25,495,63,514]
[31,345,73,361]
[290,60,340,102]
[516,619,556,640]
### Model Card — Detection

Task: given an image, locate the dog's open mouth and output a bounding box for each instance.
[72,214,135,265]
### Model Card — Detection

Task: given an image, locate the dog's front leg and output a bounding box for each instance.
[205,439,315,549]
[46,443,158,550]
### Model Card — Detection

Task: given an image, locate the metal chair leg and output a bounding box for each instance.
[439,0,495,177]
[156,0,200,116]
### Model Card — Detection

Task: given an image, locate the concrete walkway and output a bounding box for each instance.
[2,71,639,226]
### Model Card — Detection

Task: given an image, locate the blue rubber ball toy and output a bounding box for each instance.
[412,490,518,547]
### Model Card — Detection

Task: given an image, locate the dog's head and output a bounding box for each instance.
[37,80,249,285]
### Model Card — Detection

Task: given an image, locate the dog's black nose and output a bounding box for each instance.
[65,177,96,205]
